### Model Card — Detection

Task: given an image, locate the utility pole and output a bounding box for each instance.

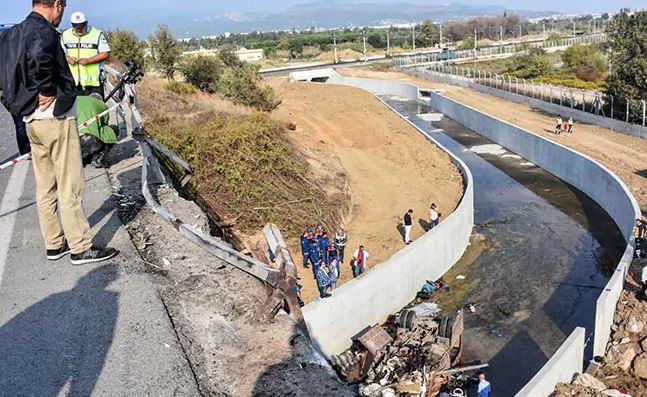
[500,25,503,42]
[474,27,477,50]
[386,27,391,57]
[412,25,416,52]
[439,22,443,47]
[363,31,368,63]
[333,32,338,64]
[519,25,522,38]
[543,22,546,35]
[572,20,576,36]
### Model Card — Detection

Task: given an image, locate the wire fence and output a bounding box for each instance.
[394,33,608,68]
[416,63,647,128]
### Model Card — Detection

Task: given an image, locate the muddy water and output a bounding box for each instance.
[381,97,626,396]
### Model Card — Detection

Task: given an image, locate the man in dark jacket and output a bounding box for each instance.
[0,0,117,265]
[0,24,30,155]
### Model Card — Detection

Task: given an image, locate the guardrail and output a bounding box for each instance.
[394,33,608,68]
[104,65,305,324]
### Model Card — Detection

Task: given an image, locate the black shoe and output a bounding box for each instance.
[70,247,118,266]
[321,293,332,298]
[47,241,71,261]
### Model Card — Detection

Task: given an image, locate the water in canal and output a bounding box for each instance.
[381,96,626,396]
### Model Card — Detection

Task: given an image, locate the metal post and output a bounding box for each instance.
[582,92,586,112]
[570,90,574,108]
[611,96,614,119]
[333,32,338,64]
[560,90,563,107]
[549,85,552,103]
[386,28,390,57]
[412,25,416,52]
[530,80,535,99]
[515,77,519,94]
[627,99,630,123]
[642,100,646,127]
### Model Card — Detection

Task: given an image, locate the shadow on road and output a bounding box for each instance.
[0,266,119,396]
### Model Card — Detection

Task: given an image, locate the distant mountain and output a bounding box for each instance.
[92,1,557,38]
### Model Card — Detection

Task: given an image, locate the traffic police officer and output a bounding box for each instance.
[61,12,110,98]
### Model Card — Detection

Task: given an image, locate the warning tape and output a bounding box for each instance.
[0,153,32,171]
[0,97,127,171]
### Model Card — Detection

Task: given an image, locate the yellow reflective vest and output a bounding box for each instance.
[62,27,104,88]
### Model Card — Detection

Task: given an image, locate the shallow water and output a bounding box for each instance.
[381,97,626,396]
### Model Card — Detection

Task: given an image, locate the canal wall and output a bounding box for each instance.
[301,74,475,359]
[296,70,639,395]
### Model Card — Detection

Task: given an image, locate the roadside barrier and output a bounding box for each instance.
[0,98,127,171]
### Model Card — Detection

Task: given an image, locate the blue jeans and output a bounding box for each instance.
[353,265,365,278]
[12,114,30,155]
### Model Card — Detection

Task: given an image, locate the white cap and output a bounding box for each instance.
[70,12,87,25]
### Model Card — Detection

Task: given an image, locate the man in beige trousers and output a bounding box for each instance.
[0,0,117,265]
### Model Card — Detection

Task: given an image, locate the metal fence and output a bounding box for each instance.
[394,33,608,68]
[417,62,647,128]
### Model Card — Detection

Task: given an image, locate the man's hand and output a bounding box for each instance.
[66,56,78,65]
[78,58,92,66]
[38,94,56,112]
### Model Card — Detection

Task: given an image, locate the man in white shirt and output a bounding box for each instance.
[429,203,440,229]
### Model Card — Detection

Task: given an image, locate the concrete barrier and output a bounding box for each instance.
[410,69,647,139]
[301,75,475,359]
[515,328,585,397]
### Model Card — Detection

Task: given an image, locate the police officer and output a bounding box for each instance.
[61,12,110,98]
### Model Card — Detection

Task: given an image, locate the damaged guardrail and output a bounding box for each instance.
[104,65,305,325]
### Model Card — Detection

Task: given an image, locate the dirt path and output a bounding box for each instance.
[267,78,464,302]
[341,68,647,215]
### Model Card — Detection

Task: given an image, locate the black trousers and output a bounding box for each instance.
[11,113,31,155]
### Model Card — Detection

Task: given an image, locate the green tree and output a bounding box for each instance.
[148,25,182,81]
[180,55,222,92]
[605,11,647,104]
[107,29,147,68]
[418,20,440,47]
[219,45,243,68]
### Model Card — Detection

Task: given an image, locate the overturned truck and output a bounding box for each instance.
[332,303,465,397]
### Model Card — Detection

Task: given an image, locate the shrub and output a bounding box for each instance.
[561,44,607,81]
[165,81,196,95]
[217,64,281,111]
[511,47,554,79]
[180,55,222,92]
[107,29,147,68]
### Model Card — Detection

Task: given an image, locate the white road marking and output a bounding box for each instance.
[0,161,29,287]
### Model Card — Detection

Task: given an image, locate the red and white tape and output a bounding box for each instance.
[0,98,127,171]
[0,153,32,171]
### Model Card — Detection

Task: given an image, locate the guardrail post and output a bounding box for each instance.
[539,83,544,101]
[515,77,519,94]
[643,100,646,127]
[530,80,535,99]
[582,92,586,112]
[570,90,575,109]
[560,90,563,107]
[611,95,614,119]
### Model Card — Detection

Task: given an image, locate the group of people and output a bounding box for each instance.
[0,1,117,265]
[554,115,574,135]
[299,225,372,299]
[403,203,441,245]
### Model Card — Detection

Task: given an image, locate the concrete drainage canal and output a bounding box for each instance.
[381,96,626,395]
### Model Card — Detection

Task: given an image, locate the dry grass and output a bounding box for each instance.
[138,76,347,238]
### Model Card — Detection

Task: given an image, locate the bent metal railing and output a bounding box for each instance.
[104,65,305,326]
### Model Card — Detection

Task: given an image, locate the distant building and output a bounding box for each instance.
[181,47,264,63]
[235,47,263,62]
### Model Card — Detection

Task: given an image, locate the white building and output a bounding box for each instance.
[235,47,264,62]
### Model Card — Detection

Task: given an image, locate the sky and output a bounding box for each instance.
[4,0,647,24]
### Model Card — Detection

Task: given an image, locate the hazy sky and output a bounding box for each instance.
[4,0,647,23]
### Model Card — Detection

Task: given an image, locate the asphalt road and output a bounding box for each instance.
[0,106,200,396]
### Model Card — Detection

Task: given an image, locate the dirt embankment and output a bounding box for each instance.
[268,78,464,301]
[340,68,647,214]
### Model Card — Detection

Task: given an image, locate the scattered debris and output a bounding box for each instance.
[332,299,469,396]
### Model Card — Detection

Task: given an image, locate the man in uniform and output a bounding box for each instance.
[61,12,110,98]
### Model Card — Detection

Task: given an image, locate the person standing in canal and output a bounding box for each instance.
[477,373,491,397]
